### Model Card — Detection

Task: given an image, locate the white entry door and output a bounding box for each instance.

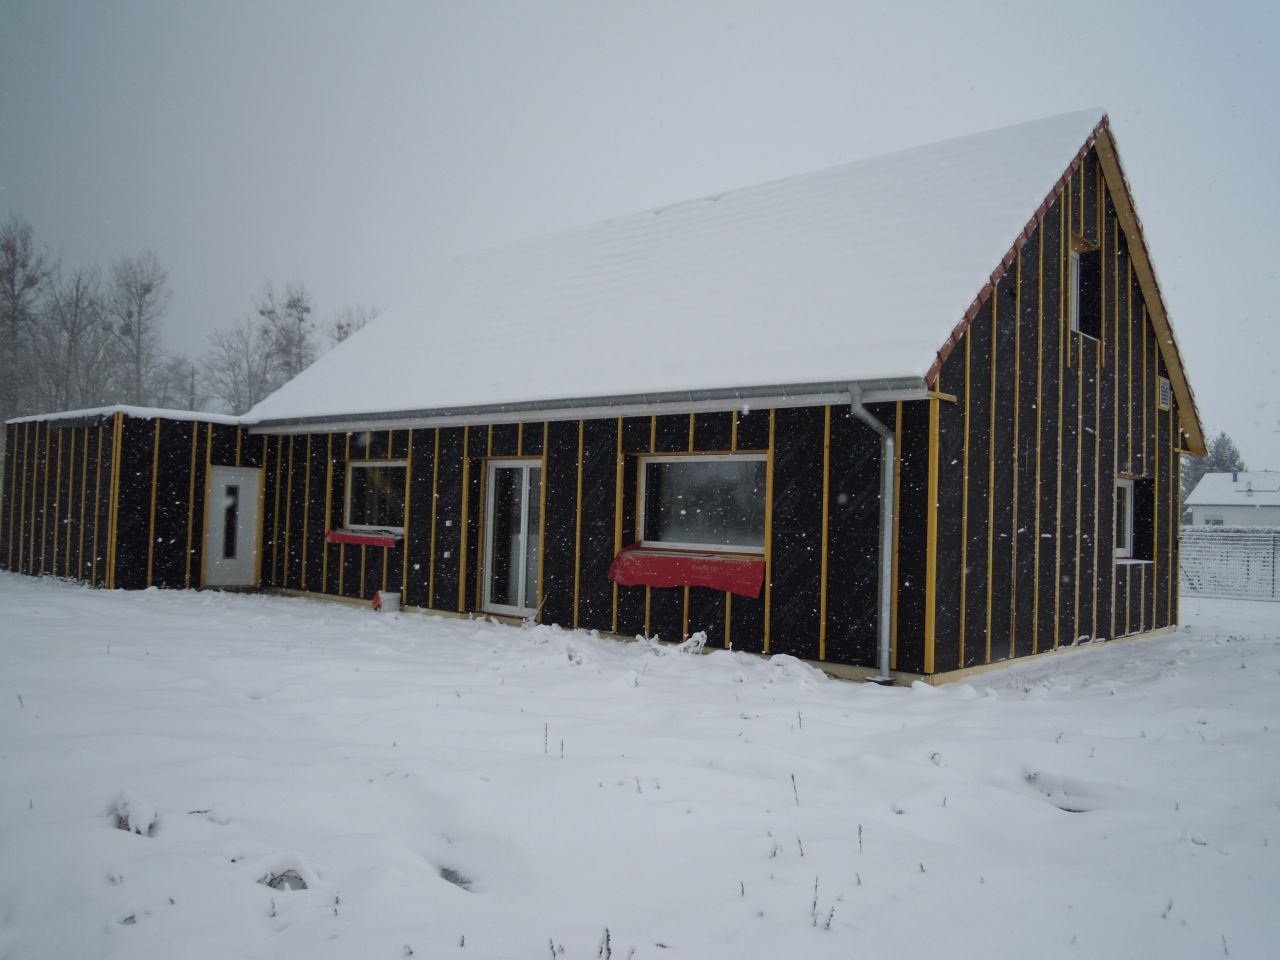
[483,459,542,616]
[204,466,263,587]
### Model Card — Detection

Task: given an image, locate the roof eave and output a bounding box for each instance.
[246,376,929,435]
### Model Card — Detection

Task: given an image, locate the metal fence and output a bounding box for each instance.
[1180,526,1280,600]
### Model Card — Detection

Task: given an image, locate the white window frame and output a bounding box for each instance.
[637,453,767,555]
[1115,478,1134,559]
[344,459,408,532]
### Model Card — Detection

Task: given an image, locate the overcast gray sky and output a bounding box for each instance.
[2,0,1278,466]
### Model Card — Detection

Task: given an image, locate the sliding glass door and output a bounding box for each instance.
[483,459,542,616]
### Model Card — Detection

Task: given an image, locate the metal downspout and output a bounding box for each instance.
[849,384,895,683]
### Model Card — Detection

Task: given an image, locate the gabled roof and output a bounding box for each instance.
[246,109,1203,451]
[1186,472,1280,509]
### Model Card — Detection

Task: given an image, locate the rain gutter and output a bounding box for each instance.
[848,383,896,684]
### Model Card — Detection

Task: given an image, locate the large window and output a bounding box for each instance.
[639,455,766,553]
[345,461,407,531]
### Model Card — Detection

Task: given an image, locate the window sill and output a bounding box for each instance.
[326,529,403,548]
[1115,557,1153,565]
[608,544,766,599]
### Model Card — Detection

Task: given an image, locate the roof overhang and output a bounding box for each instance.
[1093,125,1206,456]
[246,377,928,436]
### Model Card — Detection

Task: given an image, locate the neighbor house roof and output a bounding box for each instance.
[1186,472,1280,509]
[245,109,1203,451]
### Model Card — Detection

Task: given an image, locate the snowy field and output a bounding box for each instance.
[1,573,1277,960]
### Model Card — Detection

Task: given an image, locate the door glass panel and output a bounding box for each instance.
[523,467,541,611]
[488,468,523,608]
[223,484,240,559]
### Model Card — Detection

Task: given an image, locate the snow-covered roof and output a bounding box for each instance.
[247,110,1110,428]
[6,404,241,427]
[1186,472,1280,508]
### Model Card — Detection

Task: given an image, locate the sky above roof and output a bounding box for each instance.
[2,1,1277,462]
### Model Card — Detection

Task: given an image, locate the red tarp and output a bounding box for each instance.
[325,529,401,549]
[607,544,766,599]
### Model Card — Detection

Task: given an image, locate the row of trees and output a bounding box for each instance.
[0,214,374,437]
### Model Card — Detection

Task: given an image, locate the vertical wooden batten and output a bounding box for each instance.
[198,423,213,588]
[958,332,972,665]
[401,430,413,594]
[300,435,312,590]
[457,425,471,613]
[644,415,655,637]
[428,428,440,608]
[1053,197,1065,649]
[818,404,832,661]
[537,421,549,618]
[985,293,998,664]
[76,427,89,579]
[39,419,51,575]
[924,398,940,674]
[106,413,124,589]
[283,436,294,588]
[890,402,902,670]
[1032,217,1045,652]
[255,435,267,587]
[183,422,198,588]
[146,419,161,586]
[762,409,776,654]
[1009,252,1022,660]
[91,425,103,585]
[572,419,585,629]
[611,417,623,634]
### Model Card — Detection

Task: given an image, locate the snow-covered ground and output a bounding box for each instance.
[0,574,1276,959]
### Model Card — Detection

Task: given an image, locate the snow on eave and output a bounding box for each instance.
[6,404,241,427]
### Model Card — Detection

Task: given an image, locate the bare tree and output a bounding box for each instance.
[151,354,206,411]
[327,302,377,346]
[29,265,117,411]
[107,250,171,404]
[257,283,316,383]
[0,214,51,424]
[201,317,278,415]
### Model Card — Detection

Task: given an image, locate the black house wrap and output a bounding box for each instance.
[0,114,1206,680]
[1,409,251,591]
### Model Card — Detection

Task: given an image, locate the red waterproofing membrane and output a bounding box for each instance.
[608,543,765,599]
[325,529,400,548]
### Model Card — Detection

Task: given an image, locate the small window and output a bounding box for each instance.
[345,461,407,531]
[1158,377,1172,411]
[1116,477,1155,559]
[1115,479,1134,558]
[1070,243,1102,339]
[639,454,766,553]
[1203,515,1224,526]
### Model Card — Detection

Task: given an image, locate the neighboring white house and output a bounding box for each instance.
[1185,472,1280,527]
